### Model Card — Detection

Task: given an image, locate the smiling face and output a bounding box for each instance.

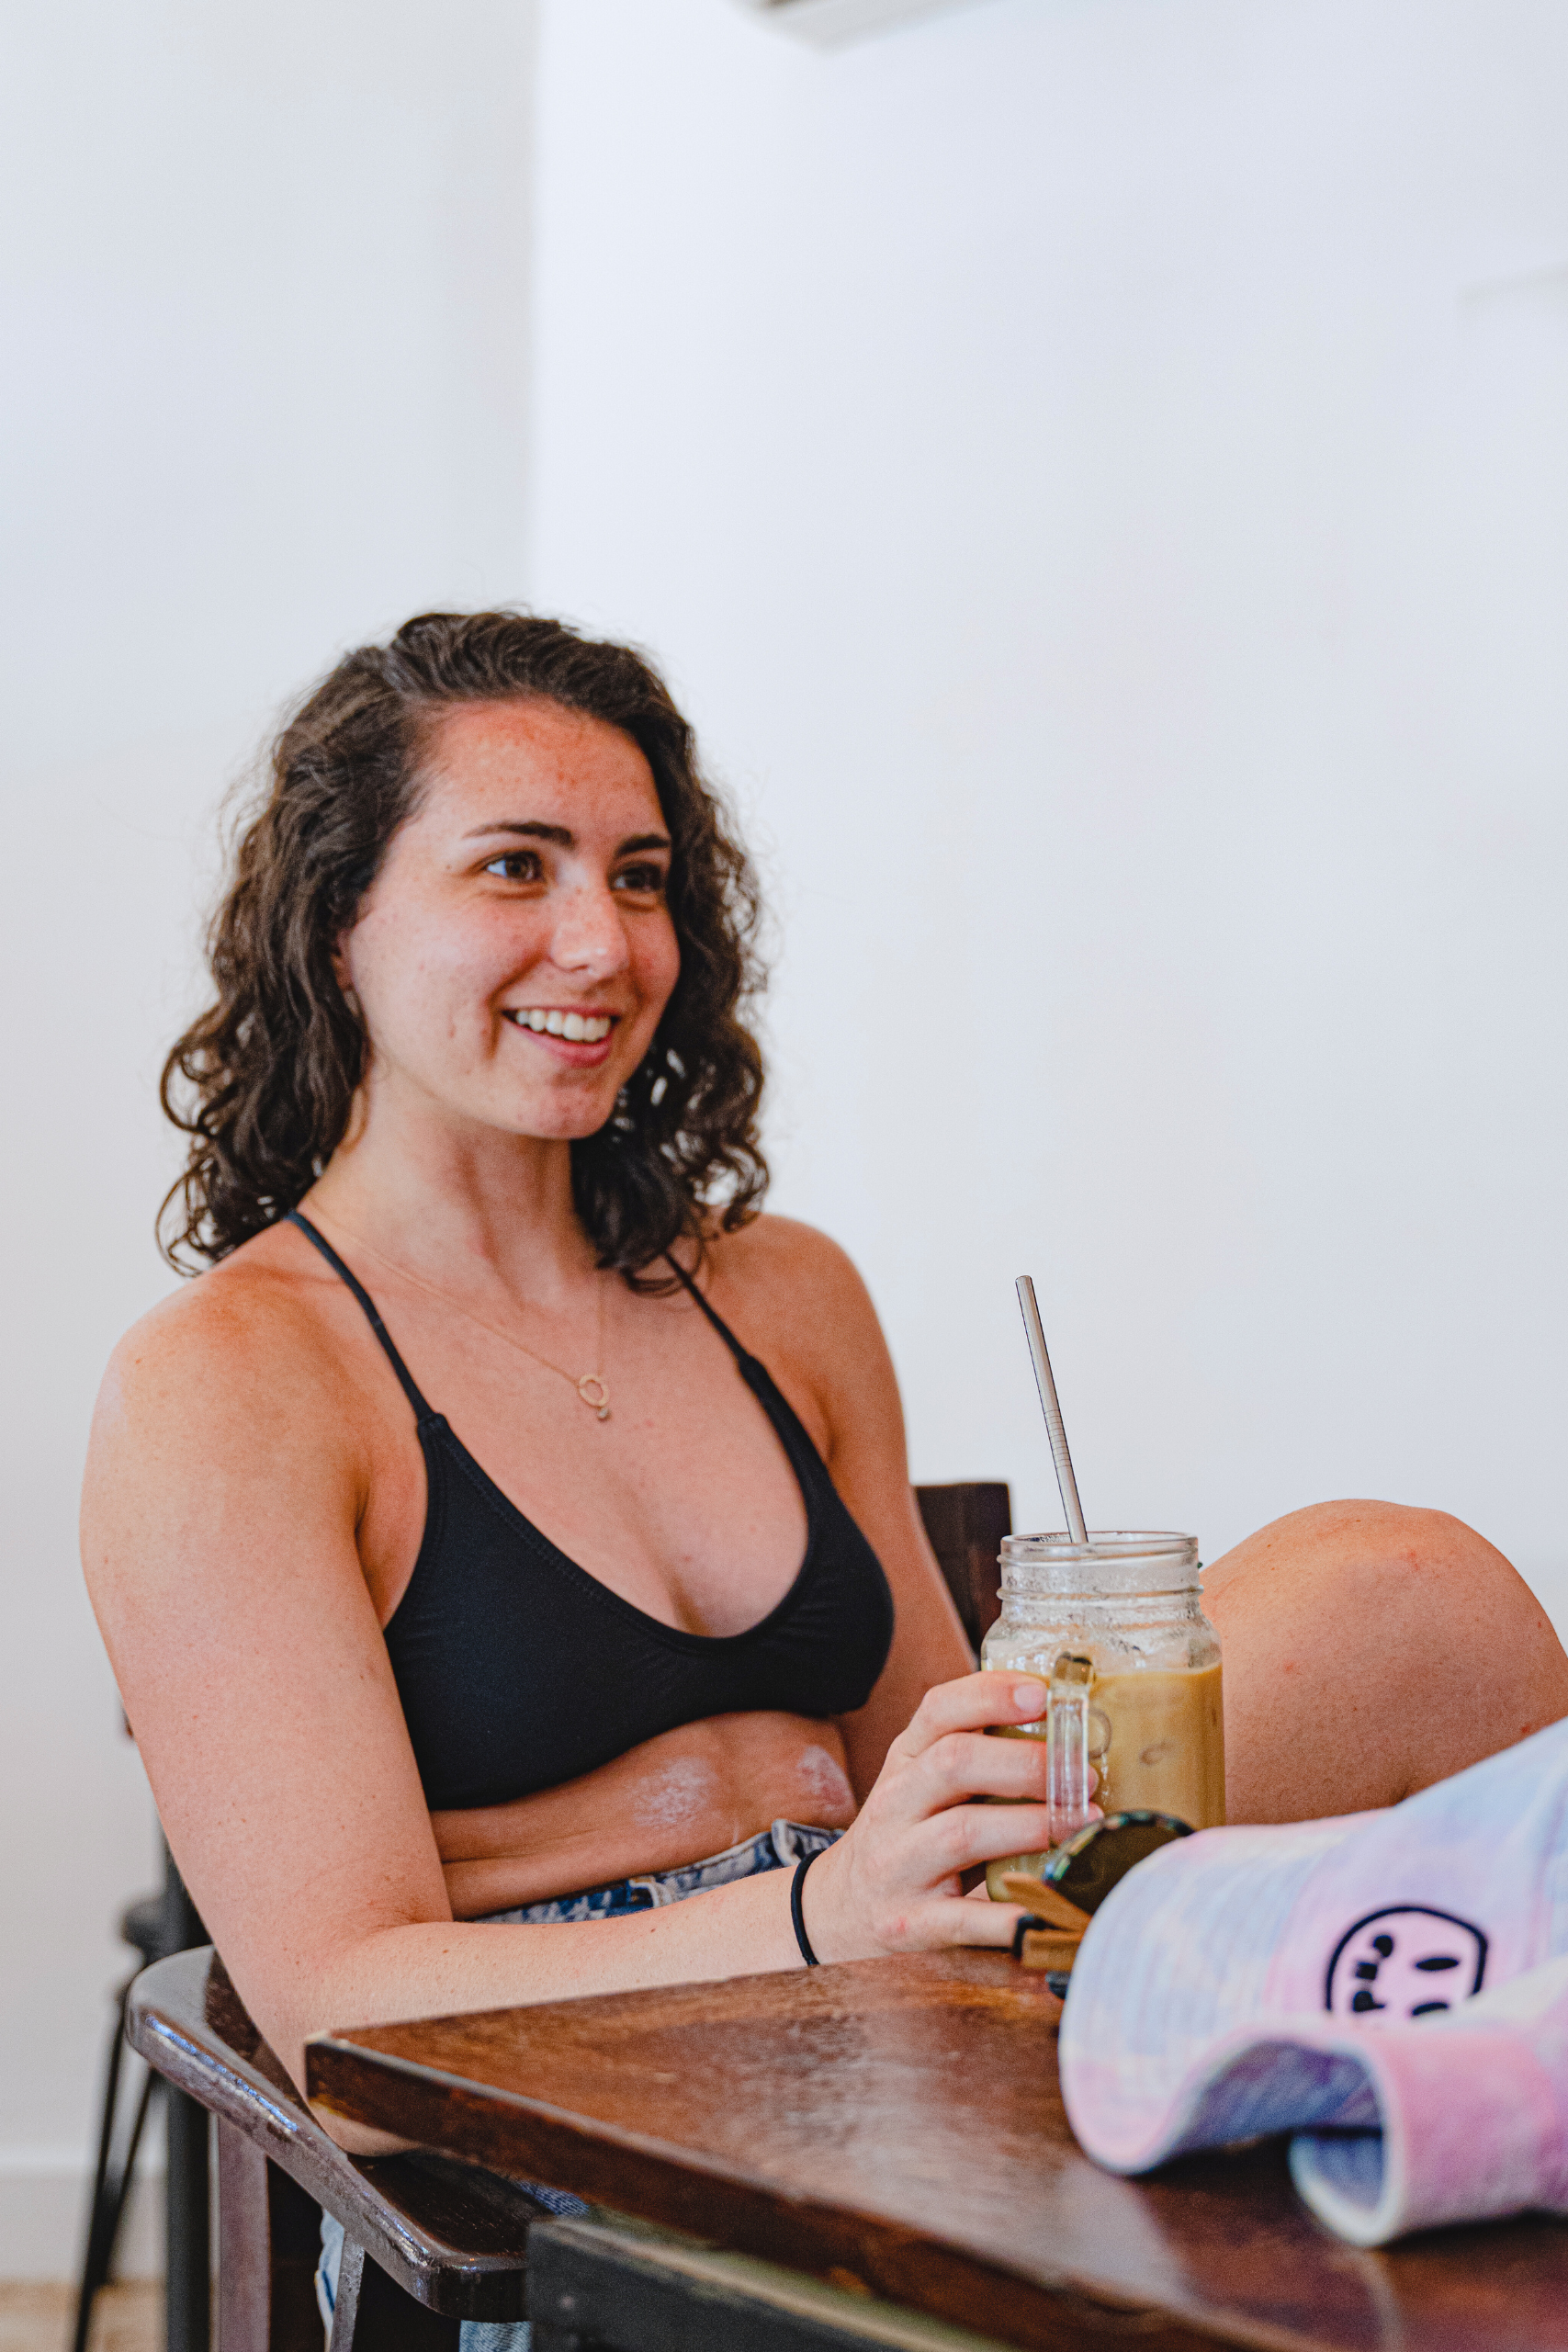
[338,698,681,1146]
[1325,1906,1488,2019]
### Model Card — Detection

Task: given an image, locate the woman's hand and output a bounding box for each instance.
[801,1672,1071,1960]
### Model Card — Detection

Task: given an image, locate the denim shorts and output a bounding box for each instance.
[315,1820,840,2350]
[479,1815,840,1923]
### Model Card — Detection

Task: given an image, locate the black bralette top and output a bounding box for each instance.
[288,1213,896,1812]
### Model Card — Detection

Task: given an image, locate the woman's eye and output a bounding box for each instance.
[482,851,544,883]
[613,863,667,896]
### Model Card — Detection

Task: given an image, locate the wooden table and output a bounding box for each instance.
[307,1950,1568,2352]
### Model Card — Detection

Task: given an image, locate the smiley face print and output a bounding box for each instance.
[1324,1906,1488,2019]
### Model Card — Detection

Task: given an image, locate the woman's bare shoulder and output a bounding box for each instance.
[705,1212,874,1319]
[702,1214,891,1406]
[93,1222,361,1459]
[82,1223,381,1642]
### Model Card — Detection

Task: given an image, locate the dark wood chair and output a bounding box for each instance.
[915,1480,1010,1656]
[122,1484,1012,2352]
[127,1948,548,2352]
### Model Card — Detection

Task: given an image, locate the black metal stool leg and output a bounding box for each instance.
[164,2086,211,2352]
[73,1977,156,2352]
[73,1984,132,2352]
[81,1815,210,2352]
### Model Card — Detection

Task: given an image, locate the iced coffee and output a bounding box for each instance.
[981,1532,1224,1898]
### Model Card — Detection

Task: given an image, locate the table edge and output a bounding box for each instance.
[306,2030,1347,2352]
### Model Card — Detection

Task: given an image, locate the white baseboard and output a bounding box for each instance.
[0,2155,164,2283]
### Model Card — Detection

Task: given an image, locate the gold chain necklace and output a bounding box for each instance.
[335,1222,613,1423]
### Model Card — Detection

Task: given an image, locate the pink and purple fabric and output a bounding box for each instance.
[1058,1719,1568,2244]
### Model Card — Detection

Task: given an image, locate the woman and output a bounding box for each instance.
[84,611,1568,2143]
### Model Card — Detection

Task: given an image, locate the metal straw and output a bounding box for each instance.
[1015,1276,1088,1544]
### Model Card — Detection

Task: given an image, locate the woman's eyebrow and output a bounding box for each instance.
[464,820,574,845]
[460,824,671,854]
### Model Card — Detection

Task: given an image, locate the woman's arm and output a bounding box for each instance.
[705,1218,976,1800]
[84,1265,1052,2147]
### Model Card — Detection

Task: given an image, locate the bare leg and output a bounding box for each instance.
[1204,1500,1568,1825]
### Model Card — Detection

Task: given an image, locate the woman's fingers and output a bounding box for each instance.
[893,1671,1046,1758]
[816,1670,1082,1962]
[917,1799,1057,1878]
[931,1729,1050,1802]
[921,1895,1023,1949]
[807,1826,1043,1962]
[868,1730,1052,1829]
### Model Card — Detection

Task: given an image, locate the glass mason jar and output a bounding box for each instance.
[981,1531,1224,1900]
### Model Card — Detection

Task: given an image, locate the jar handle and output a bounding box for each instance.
[1046,1651,1099,1844]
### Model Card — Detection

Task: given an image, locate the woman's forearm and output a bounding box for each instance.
[289,1864,806,2147]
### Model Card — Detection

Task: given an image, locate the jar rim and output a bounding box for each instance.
[998,1530,1201,1592]
[1001,1530,1197,1559]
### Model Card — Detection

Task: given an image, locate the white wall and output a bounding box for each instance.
[0,0,534,2274]
[526,0,1568,1600]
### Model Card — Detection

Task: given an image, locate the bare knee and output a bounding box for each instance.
[1310,1498,1498,1576]
[1206,1498,1489,1594]
[1210,1498,1568,1822]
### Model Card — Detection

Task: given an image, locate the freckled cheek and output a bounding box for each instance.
[408,918,546,1035]
[388,958,498,1057]
[354,899,497,998]
[632,923,681,1027]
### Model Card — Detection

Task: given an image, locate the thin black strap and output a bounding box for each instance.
[663,1251,832,1489]
[662,1253,751,1365]
[287,1210,437,1423]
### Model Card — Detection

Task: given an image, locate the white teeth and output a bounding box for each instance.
[510,1009,613,1041]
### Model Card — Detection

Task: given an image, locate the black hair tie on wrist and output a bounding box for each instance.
[790,1850,821,1967]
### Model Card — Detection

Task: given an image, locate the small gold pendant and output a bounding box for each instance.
[577,1373,611,1422]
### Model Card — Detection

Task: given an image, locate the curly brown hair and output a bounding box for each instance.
[160,610,768,1282]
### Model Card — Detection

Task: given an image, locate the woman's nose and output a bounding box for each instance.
[548,881,630,976]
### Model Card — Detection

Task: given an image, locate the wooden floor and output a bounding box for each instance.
[0,2284,161,2352]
